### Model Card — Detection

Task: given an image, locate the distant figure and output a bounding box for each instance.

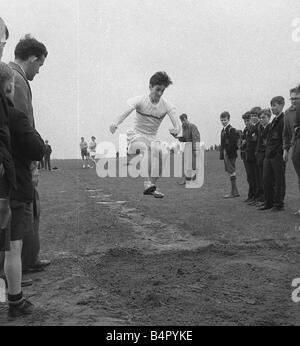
[88,136,97,167]
[80,137,89,168]
[44,140,52,171]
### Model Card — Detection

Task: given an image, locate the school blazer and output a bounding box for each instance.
[220,124,238,159]
[8,61,35,128]
[265,113,284,159]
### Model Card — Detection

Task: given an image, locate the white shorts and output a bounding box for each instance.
[127,129,161,154]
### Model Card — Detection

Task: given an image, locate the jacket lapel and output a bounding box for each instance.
[8,61,32,98]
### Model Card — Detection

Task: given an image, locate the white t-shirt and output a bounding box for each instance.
[127,94,177,137]
[89,141,97,152]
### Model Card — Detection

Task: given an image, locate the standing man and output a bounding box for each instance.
[44,140,52,171]
[9,35,50,272]
[173,113,200,187]
[0,18,17,270]
[259,97,285,211]
[283,85,300,215]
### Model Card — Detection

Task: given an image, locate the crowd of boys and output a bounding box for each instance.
[220,88,300,214]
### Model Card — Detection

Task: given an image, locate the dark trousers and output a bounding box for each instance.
[292,149,300,196]
[38,159,44,169]
[44,155,51,170]
[263,154,286,208]
[243,160,256,199]
[256,164,264,200]
[21,188,40,269]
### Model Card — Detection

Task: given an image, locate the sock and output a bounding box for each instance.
[8,292,24,307]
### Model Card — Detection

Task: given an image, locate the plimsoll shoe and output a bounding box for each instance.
[152,190,164,198]
[8,299,34,320]
[143,184,157,195]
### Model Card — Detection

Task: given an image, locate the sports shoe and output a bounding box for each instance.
[143,184,156,195]
[152,190,164,198]
[8,299,34,319]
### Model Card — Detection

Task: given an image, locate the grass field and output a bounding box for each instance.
[1,151,300,325]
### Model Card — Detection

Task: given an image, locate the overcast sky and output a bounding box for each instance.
[2,0,300,158]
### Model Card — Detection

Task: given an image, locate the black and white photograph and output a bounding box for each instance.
[1,0,300,330]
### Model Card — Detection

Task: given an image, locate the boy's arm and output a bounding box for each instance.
[167,108,180,136]
[110,107,135,134]
[283,112,292,160]
[191,125,200,150]
[10,109,45,161]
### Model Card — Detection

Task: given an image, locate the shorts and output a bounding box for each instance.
[0,198,11,251]
[9,200,34,242]
[127,130,159,155]
[224,154,236,175]
[0,176,9,198]
[81,148,88,159]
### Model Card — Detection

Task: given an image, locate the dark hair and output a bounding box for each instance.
[220,111,230,120]
[250,107,262,116]
[149,71,172,87]
[260,108,272,117]
[242,111,251,120]
[179,113,188,121]
[14,35,48,61]
[270,96,285,106]
[290,85,300,94]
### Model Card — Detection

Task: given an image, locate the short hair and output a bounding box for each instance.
[260,108,272,118]
[91,136,96,140]
[270,96,285,106]
[290,85,300,94]
[0,62,14,90]
[220,111,230,120]
[179,113,188,121]
[242,111,251,120]
[14,35,48,61]
[149,71,172,87]
[250,107,262,116]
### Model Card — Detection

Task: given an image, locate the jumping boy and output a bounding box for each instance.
[220,111,240,198]
[109,71,180,198]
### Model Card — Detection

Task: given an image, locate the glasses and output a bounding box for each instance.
[0,41,6,48]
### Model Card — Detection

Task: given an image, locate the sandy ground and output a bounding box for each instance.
[1,151,300,325]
